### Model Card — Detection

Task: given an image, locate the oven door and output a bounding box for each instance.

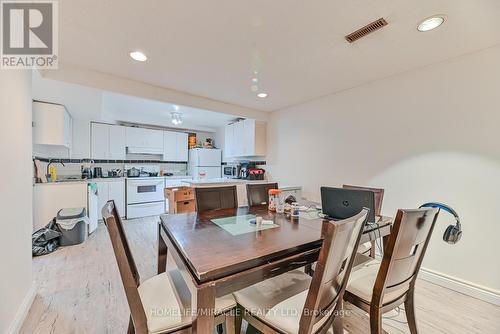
[127,178,165,204]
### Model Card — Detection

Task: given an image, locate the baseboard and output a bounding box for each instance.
[6,282,37,334]
[419,268,500,306]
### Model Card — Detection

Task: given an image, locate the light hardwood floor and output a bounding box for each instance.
[21,217,500,334]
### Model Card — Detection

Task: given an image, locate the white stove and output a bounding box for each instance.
[125,165,165,219]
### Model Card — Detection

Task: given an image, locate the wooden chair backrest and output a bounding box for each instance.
[246,183,278,206]
[343,184,384,216]
[194,185,238,213]
[102,200,148,334]
[374,208,439,306]
[299,209,369,333]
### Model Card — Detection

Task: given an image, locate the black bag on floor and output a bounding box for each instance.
[32,218,62,256]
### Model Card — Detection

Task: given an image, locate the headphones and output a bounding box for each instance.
[419,202,462,244]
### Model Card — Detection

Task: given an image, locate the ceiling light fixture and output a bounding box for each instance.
[417,15,445,32]
[257,92,268,98]
[129,51,147,62]
[170,112,183,125]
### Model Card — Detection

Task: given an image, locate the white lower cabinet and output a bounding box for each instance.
[96,179,125,218]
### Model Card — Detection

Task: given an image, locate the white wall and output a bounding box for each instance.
[266,45,500,294]
[0,71,34,333]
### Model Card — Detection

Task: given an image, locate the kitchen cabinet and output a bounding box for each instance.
[33,101,72,148]
[224,123,235,158]
[91,123,126,160]
[126,127,163,154]
[224,119,266,158]
[163,131,188,162]
[95,179,125,218]
[109,125,126,159]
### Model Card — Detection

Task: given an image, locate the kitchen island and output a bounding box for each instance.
[181,178,301,207]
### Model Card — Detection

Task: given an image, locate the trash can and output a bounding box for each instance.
[56,208,88,246]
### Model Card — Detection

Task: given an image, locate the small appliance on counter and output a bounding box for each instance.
[125,165,161,178]
[223,163,241,179]
[93,167,103,178]
[106,169,123,178]
[239,161,265,180]
[127,167,141,177]
[81,167,93,179]
[247,168,265,180]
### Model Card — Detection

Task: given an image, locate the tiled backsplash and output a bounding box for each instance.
[35,160,188,178]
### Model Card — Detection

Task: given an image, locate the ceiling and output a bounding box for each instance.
[32,71,234,132]
[101,92,235,131]
[59,0,500,111]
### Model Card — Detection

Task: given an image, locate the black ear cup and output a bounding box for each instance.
[443,225,462,244]
[420,202,462,244]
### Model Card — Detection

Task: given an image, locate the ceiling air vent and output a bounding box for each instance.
[345,18,388,43]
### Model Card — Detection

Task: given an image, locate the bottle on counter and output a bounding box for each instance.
[268,189,282,212]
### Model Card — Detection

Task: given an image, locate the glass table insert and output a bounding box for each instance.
[211,214,279,236]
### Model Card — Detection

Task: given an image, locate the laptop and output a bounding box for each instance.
[320,187,376,223]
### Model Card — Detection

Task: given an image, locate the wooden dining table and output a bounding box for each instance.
[158,205,392,333]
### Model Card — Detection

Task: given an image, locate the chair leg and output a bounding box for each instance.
[369,306,383,334]
[332,315,343,333]
[369,240,376,258]
[225,311,236,334]
[404,291,419,334]
[235,305,243,334]
[127,316,135,334]
[332,300,344,334]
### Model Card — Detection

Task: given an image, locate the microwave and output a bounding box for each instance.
[223,163,241,179]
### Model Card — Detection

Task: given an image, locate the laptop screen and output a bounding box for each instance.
[320,187,376,223]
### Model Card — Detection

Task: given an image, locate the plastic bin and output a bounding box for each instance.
[56,208,88,246]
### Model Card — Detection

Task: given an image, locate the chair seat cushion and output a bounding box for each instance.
[233,269,332,334]
[139,271,236,334]
[346,259,406,304]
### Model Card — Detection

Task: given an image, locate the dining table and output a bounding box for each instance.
[158,204,392,333]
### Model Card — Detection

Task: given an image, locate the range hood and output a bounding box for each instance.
[126,146,163,155]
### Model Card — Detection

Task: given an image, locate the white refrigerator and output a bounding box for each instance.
[188,148,222,180]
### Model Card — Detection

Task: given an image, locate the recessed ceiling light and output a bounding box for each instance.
[417,15,445,32]
[257,92,268,98]
[129,51,147,62]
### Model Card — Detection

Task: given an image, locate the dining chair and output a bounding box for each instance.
[343,185,385,257]
[344,207,439,334]
[246,182,278,206]
[102,200,237,334]
[194,185,238,213]
[233,208,369,334]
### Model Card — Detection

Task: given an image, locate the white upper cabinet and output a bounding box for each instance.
[163,131,188,161]
[224,123,235,158]
[224,119,266,158]
[91,123,126,159]
[109,125,126,159]
[126,127,163,154]
[91,123,109,159]
[163,131,177,161]
[33,101,72,148]
[176,132,189,161]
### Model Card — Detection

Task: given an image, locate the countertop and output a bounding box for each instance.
[183,178,273,186]
[34,175,192,186]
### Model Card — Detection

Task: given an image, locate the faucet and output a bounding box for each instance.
[46,159,65,179]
